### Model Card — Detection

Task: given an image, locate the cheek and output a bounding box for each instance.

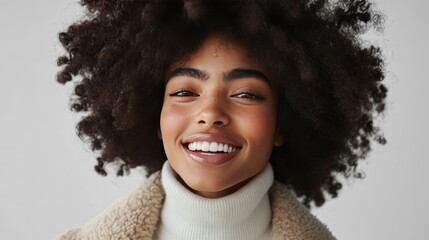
[238,105,277,140]
[160,104,190,137]
[160,105,175,134]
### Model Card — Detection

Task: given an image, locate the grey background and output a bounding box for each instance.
[0,0,427,239]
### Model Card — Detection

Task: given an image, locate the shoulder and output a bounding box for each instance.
[55,171,164,240]
[269,181,336,240]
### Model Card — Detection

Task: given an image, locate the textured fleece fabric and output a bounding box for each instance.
[57,171,336,240]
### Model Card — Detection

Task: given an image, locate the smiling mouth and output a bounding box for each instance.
[184,141,240,153]
[182,142,241,165]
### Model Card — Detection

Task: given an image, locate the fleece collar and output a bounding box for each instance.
[58,171,335,240]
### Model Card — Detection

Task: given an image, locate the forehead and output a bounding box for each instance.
[167,34,274,84]
[187,35,257,68]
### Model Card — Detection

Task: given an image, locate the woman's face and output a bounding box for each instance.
[160,34,283,198]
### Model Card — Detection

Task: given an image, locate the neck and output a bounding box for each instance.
[174,172,254,198]
[154,161,274,240]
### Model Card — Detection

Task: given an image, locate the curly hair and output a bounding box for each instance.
[57,0,387,207]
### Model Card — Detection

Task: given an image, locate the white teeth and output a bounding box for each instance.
[217,143,224,152]
[201,142,210,151]
[189,143,195,151]
[223,144,228,152]
[186,141,239,153]
[209,142,218,152]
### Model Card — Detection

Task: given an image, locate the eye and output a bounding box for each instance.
[169,88,199,97]
[232,92,265,100]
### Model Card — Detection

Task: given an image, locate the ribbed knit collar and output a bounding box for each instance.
[154,160,274,240]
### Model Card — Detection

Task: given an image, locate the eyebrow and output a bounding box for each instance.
[168,68,209,81]
[167,67,271,86]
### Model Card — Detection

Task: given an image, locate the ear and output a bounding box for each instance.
[157,129,162,140]
[273,127,284,147]
[273,133,284,147]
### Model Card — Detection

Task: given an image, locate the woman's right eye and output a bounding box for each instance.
[169,89,199,97]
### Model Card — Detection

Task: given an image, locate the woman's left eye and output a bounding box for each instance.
[232,92,264,100]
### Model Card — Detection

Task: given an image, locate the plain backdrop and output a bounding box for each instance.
[0,0,428,239]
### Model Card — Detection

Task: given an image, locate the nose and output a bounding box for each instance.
[196,97,230,127]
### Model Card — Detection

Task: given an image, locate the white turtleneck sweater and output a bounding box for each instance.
[153,161,274,240]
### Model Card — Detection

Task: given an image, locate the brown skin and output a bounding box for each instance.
[160,34,284,198]
[57,0,387,207]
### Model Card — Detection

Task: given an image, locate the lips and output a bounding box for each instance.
[182,133,242,165]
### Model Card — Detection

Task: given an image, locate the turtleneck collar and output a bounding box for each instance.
[154,160,274,240]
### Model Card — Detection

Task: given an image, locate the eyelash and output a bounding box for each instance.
[233,92,264,100]
[169,89,264,100]
[169,89,198,97]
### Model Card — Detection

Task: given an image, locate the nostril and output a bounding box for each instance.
[198,120,225,126]
[213,120,224,126]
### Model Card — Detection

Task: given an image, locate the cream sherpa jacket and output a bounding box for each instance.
[57,171,335,240]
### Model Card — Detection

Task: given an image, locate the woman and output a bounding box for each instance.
[56,0,387,239]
